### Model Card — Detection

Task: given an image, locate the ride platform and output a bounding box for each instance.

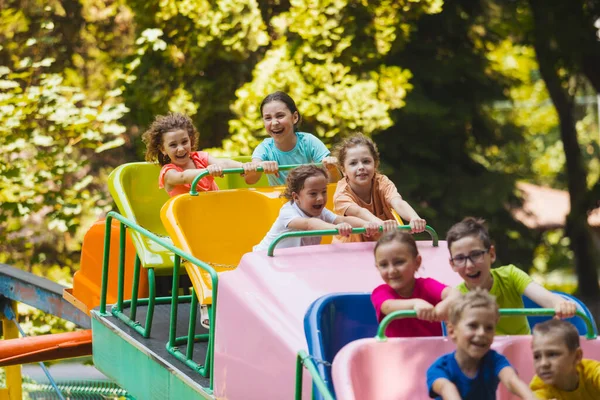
[91,303,211,400]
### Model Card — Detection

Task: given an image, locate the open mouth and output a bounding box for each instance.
[312,204,324,211]
[538,372,554,380]
[271,128,284,135]
[466,271,481,279]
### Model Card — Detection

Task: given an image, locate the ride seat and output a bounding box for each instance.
[108,162,174,274]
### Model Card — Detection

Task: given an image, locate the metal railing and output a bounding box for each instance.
[268,225,439,256]
[99,212,218,389]
[294,350,335,400]
[376,309,598,341]
[189,164,316,195]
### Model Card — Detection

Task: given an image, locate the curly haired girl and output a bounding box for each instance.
[142,112,257,196]
[253,165,378,251]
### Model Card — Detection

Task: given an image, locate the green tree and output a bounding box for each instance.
[524,0,600,314]
[376,0,538,267]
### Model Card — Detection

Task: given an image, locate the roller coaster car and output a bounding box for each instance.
[74,164,599,400]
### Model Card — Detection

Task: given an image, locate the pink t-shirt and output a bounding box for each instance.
[158,151,219,197]
[371,278,446,337]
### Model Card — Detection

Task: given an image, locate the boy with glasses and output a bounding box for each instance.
[446,217,576,335]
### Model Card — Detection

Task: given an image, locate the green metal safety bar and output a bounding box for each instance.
[294,350,335,400]
[99,211,219,390]
[189,163,322,195]
[268,225,439,257]
[376,309,598,341]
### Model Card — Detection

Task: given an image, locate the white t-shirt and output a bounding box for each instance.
[253,201,338,251]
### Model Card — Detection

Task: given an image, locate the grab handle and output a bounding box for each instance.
[267,225,439,256]
[190,163,318,195]
[376,309,597,341]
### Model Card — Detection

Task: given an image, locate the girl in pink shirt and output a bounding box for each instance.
[371,231,459,337]
[142,112,256,196]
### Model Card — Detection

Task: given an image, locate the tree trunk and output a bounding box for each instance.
[529,0,600,319]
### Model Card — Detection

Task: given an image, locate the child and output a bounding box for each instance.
[371,231,460,337]
[427,289,537,400]
[142,112,256,196]
[332,134,426,243]
[446,217,577,335]
[243,91,338,186]
[253,165,379,251]
[530,319,600,399]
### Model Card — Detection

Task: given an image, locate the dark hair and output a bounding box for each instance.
[448,288,499,325]
[282,165,328,202]
[334,133,380,171]
[142,112,199,166]
[374,231,419,258]
[533,319,580,352]
[446,217,492,253]
[260,91,302,130]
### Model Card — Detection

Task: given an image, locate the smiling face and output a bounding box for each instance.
[262,100,299,144]
[449,306,497,362]
[292,174,329,217]
[160,129,193,167]
[449,235,495,290]
[532,333,582,389]
[375,240,421,297]
[342,145,376,188]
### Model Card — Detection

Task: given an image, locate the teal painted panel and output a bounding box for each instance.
[91,314,212,400]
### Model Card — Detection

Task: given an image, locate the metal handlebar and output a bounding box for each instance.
[376,309,597,341]
[267,225,439,256]
[189,163,321,195]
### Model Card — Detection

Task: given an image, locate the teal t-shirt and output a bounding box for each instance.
[457,264,533,335]
[251,132,330,186]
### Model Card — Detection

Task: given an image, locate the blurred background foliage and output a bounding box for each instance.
[0,0,599,326]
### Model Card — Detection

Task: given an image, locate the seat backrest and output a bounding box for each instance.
[332,337,456,400]
[304,293,378,399]
[108,162,170,235]
[161,189,284,266]
[522,291,598,335]
[108,163,175,271]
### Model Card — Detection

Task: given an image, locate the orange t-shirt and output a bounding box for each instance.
[333,173,402,242]
[159,151,219,197]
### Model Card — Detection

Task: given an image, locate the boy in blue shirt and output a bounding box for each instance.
[427,289,536,399]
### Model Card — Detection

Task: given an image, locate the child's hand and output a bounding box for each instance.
[336,222,353,237]
[363,222,380,237]
[409,217,426,233]
[207,164,224,177]
[321,156,338,169]
[241,161,260,175]
[414,299,436,321]
[260,161,279,177]
[382,219,398,233]
[554,300,577,319]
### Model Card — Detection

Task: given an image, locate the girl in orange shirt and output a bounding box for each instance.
[333,134,426,242]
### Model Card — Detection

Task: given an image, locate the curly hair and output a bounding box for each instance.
[334,133,380,171]
[260,91,302,131]
[141,113,200,166]
[282,165,328,202]
[446,217,492,254]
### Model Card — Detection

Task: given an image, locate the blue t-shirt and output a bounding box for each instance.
[251,132,330,186]
[426,350,511,400]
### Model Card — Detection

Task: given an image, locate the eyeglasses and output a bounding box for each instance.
[450,249,489,267]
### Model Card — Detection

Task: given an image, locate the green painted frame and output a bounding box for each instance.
[267,225,439,256]
[98,211,218,390]
[189,164,320,195]
[376,309,598,341]
[294,350,335,400]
